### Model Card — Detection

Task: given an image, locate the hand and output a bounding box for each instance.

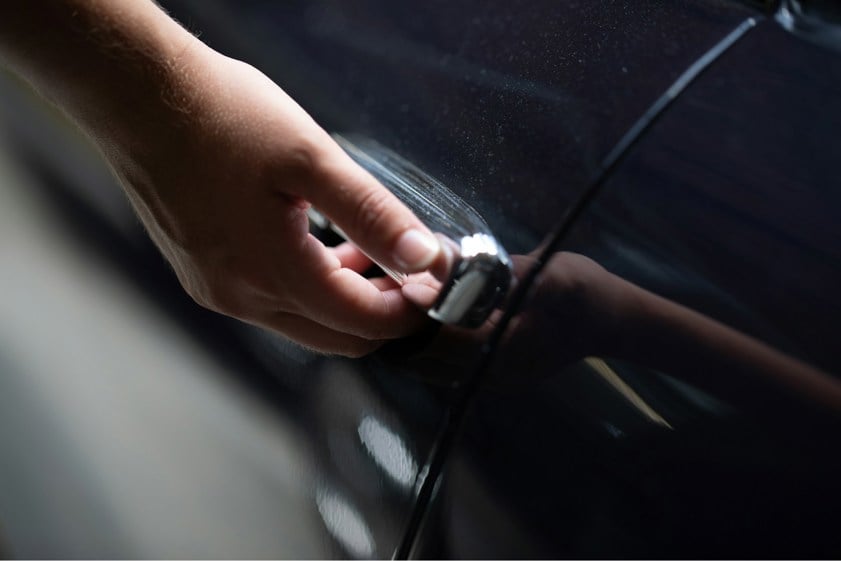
[0,0,444,356]
[492,252,631,375]
[102,44,444,356]
[402,251,634,386]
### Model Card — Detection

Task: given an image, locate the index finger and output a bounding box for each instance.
[303,139,446,276]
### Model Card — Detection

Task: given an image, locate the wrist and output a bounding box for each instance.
[78,14,204,145]
[7,1,207,152]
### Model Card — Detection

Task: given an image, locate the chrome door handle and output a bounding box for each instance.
[309,134,512,328]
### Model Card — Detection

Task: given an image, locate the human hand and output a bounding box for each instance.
[401,251,635,386]
[491,252,631,373]
[101,43,444,356]
[0,0,446,356]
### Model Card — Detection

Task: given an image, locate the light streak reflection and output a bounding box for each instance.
[315,487,375,559]
[357,416,417,488]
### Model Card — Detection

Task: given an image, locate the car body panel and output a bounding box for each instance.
[413,17,841,558]
[164,0,756,252]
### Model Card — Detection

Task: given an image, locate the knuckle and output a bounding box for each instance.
[286,130,334,176]
[285,143,318,176]
[267,140,319,188]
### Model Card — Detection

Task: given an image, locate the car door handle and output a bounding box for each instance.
[308,134,512,328]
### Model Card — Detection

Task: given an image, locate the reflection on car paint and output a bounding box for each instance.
[583,357,673,430]
[397,14,764,557]
[493,251,841,420]
[316,486,376,558]
[357,415,418,489]
[414,19,841,557]
[777,0,841,53]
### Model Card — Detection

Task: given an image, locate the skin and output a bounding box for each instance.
[500,254,841,417]
[413,252,841,424]
[0,0,446,356]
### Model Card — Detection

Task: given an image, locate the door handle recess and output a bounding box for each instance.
[308,134,512,328]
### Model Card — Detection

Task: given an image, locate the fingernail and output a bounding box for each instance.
[393,229,440,271]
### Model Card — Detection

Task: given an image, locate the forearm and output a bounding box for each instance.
[0,0,220,249]
[0,0,199,145]
[617,282,841,419]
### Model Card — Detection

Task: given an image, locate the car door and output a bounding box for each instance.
[406,3,841,558]
[0,0,785,557]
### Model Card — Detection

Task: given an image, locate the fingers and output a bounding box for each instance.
[229,262,420,353]
[259,311,384,357]
[331,242,373,273]
[283,238,423,339]
[298,266,428,339]
[259,233,426,340]
[401,271,442,308]
[221,206,426,352]
[511,254,539,277]
[303,140,446,276]
[230,244,413,353]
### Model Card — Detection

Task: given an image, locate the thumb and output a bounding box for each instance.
[308,142,444,275]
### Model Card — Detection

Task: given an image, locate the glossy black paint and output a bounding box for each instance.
[164,0,756,253]
[416,16,841,558]
[153,0,780,556]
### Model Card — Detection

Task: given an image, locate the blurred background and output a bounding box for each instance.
[0,69,331,558]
